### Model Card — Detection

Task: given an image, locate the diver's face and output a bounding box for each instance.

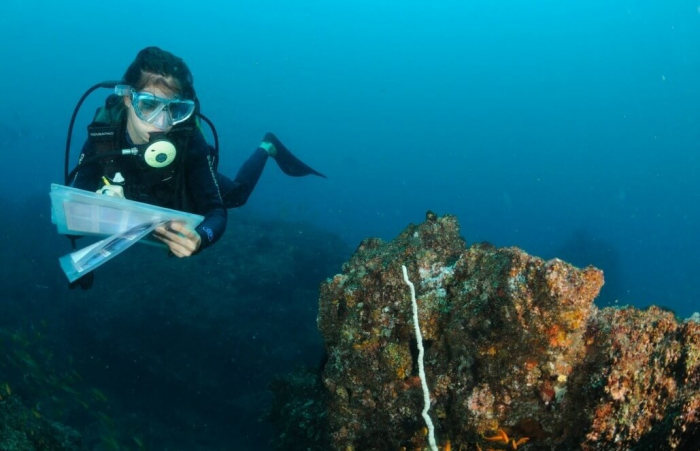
[124,85,175,145]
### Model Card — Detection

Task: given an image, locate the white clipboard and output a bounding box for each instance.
[51,184,204,282]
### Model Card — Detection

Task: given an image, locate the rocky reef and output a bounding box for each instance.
[272,212,699,450]
[0,394,82,450]
[1,195,349,450]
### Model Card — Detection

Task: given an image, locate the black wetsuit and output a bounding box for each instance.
[71,128,269,251]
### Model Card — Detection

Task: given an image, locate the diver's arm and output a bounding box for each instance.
[194,208,226,252]
[185,132,228,251]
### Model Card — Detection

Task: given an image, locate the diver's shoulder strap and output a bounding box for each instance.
[87,94,125,149]
[86,94,125,178]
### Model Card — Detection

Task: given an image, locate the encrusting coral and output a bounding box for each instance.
[312,212,699,450]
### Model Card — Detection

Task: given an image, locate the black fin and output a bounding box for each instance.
[264,133,326,178]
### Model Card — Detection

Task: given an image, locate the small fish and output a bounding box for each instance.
[32,409,41,419]
[5,383,10,396]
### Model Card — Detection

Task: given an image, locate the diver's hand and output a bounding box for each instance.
[154,221,201,258]
[96,185,125,198]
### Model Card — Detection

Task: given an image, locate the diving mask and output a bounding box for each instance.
[115,85,195,129]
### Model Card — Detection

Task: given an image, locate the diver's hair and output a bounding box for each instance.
[122,46,195,100]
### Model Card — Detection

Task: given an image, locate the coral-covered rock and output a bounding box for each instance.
[315,213,699,450]
[578,311,700,450]
[0,395,82,450]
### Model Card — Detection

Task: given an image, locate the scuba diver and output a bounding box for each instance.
[65,46,324,287]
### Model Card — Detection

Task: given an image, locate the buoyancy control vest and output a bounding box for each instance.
[85,94,202,208]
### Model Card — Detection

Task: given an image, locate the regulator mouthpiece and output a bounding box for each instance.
[143,134,177,168]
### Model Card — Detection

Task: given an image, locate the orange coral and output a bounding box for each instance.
[480,429,530,450]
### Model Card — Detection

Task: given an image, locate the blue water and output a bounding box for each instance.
[1,1,698,315]
[0,1,698,446]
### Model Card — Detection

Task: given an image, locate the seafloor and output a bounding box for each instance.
[1,200,697,450]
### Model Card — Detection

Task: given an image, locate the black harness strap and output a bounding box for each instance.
[87,94,125,180]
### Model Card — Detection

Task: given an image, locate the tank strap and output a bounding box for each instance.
[86,94,199,208]
[87,94,125,178]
